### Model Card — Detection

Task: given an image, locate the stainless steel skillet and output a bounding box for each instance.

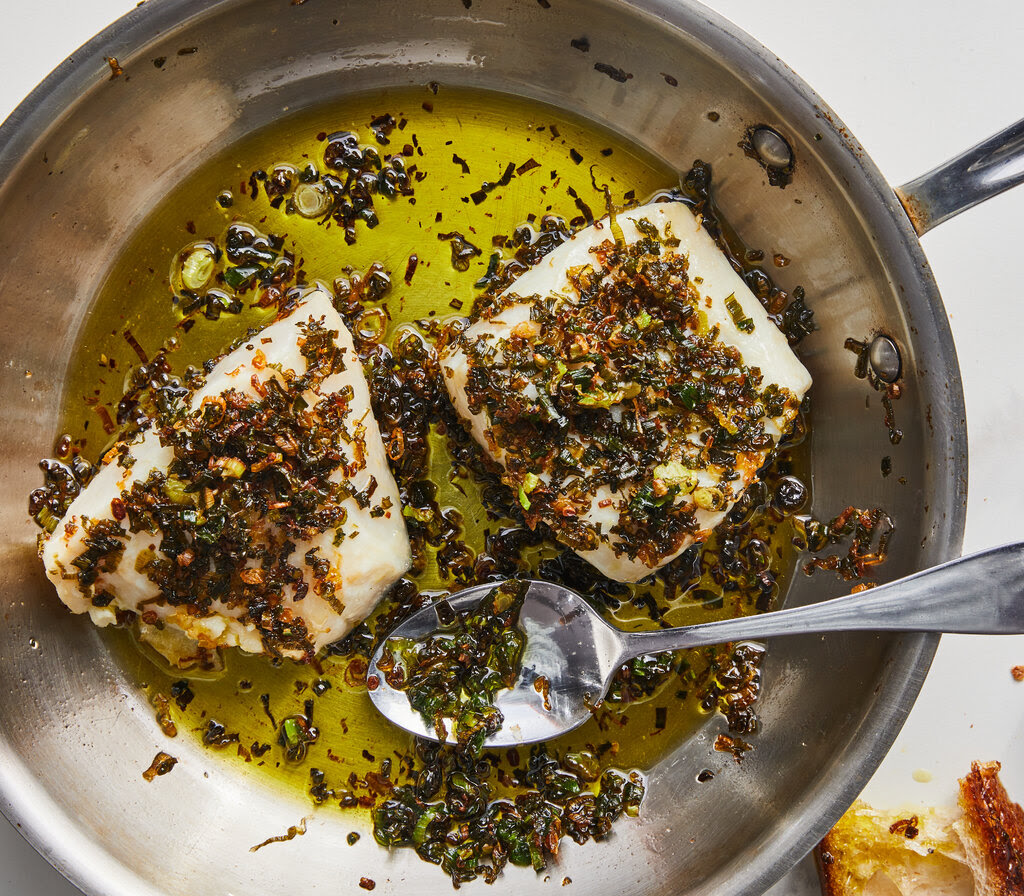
[0,1,1018,894]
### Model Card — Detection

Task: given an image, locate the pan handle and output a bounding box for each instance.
[895,117,1024,236]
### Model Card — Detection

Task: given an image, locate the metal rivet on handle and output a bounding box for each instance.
[868,335,901,383]
[750,126,793,170]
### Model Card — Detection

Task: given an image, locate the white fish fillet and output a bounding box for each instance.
[40,288,410,662]
[441,201,812,582]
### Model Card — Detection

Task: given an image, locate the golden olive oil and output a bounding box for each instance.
[58,86,805,806]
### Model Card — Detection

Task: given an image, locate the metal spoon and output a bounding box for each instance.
[367,542,1024,747]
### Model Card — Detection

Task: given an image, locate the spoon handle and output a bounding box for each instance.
[618,542,1024,659]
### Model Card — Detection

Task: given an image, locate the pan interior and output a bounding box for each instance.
[0,2,965,895]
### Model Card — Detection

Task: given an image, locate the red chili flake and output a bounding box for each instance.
[358,878,376,891]
[365,674,380,691]
[105,57,125,80]
[249,453,282,474]
[110,498,126,521]
[889,815,920,839]
[404,254,419,285]
[95,405,117,435]
[533,676,552,711]
[122,329,148,362]
[142,751,177,782]
[714,733,752,761]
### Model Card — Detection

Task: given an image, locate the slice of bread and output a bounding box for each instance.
[815,761,1024,896]
[953,761,1024,896]
[816,801,971,895]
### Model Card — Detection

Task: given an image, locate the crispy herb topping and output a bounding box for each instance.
[246,128,414,246]
[795,505,894,580]
[62,318,368,659]
[29,446,96,534]
[447,222,800,564]
[172,222,298,326]
[377,580,528,752]
[373,737,645,886]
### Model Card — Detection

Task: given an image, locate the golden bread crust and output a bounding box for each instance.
[955,761,1024,896]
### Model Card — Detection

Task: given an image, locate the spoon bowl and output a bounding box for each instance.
[367,580,626,746]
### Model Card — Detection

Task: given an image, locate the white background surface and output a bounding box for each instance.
[3,1,1024,894]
